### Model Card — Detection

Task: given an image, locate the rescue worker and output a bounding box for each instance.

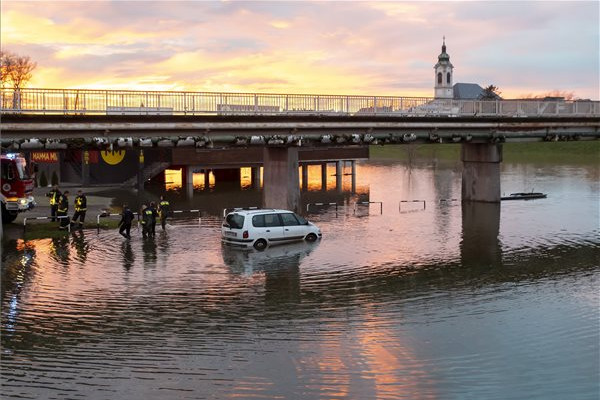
[57,190,70,229]
[149,201,158,237]
[140,204,154,239]
[118,204,135,239]
[158,195,170,230]
[46,185,61,222]
[71,189,87,228]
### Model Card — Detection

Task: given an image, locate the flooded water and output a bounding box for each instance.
[2,157,599,399]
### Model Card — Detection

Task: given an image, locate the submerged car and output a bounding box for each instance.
[221,208,322,250]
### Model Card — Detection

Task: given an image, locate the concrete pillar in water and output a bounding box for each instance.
[263,147,299,211]
[321,162,328,191]
[251,167,261,189]
[335,161,343,192]
[461,143,502,202]
[460,202,501,267]
[301,164,308,191]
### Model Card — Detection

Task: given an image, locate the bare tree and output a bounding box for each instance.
[7,54,36,90]
[0,51,37,109]
[0,51,15,89]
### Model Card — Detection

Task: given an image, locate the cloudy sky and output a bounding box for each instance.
[2,1,598,99]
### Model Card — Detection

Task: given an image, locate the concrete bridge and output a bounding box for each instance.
[2,88,599,211]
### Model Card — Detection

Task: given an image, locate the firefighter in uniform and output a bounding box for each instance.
[118,204,135,239]
[158,195,170,230]
[149,202,158,237]
[46,185,62,222]
[71,189,87,228]
[57,190,70,229]
[140,204,154,239]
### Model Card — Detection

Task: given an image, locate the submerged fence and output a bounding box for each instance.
[2,88,598,117]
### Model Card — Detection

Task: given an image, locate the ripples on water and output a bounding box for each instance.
[1,162,599,400]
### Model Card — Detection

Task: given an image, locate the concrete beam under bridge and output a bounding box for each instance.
[461,143,502,203]
[263,147,300,212]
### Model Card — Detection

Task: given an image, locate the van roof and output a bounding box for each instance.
[227,208,294,216]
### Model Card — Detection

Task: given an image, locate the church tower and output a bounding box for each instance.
[434,37,454,99]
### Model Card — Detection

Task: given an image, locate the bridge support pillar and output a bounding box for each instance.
[263,147,299,212]
[81,150,90,186]
[336,161,343,192]
[301,164,308,191]
[203,169,210,190]
[183,166,194,198]
[137,149,145,190]
[251,167,261,189]
[461,143,502,203]
[351,160,357,193]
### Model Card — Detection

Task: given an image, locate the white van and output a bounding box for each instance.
[221,208,322,250]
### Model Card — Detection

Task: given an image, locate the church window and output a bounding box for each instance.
[437,72,442,85]
[447,72,451,84]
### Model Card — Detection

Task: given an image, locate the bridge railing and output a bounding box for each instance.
[1,88,598,117]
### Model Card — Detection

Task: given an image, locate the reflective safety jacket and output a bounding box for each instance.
[47,189,61,206]
[57,195,69,213]
[141,208,154,225]
[74,194,87,212]
[159,200,170,216]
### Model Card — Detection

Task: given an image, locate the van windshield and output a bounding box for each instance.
[225,213,244,229]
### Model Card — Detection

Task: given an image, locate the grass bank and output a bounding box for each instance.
[21,219,121,240]
[370,141,600,164]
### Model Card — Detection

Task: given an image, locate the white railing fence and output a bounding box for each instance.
[1,88,598,117]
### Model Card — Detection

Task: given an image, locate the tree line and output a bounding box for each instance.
[0,51,37,90]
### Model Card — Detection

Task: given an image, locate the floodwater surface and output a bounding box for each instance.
[1,158,599,400]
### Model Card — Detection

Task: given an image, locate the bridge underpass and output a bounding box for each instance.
[2,111,599,211]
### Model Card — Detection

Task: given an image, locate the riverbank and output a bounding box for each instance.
[370,140,600,163]
[4,185,120,239]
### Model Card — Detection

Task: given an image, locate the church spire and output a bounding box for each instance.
[434,37,454,99]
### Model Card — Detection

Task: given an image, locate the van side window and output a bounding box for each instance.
[264,213,281,227]
[281,213,300,226]
[252,215,265,227]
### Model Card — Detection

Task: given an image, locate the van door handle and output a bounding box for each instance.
[266,229,270,232]
[285,228,289,231]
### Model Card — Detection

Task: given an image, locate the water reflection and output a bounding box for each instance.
[49,236,70,265]
[121,240,135,271]
[222,241,318,308]
[1,159,599,400]
[142,237,157,265]
[70,230,90,263]
[460,202,502,267]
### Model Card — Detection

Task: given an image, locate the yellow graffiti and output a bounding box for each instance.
[100,150,126,165]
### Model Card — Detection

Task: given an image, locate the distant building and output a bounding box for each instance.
[433,39,502,100]
[453,83,502,100]
[434,37,454,99]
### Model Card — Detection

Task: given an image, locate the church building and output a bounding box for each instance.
[434,39,502,100]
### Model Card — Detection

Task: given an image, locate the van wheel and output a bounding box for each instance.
[305,233,317,242]
[253,239,267,251]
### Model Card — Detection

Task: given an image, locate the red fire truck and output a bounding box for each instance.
[1,153,36,223]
